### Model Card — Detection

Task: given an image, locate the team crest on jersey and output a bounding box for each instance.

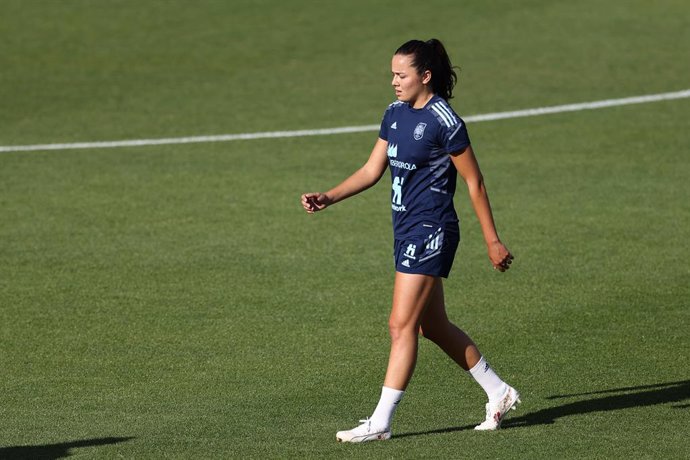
[413,122,427,140]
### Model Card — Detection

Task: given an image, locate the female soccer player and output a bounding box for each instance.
[301,39,520,443]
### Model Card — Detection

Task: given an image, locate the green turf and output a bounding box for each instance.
[1,1,689,458]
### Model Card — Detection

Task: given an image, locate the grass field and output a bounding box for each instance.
[1,1,689,458]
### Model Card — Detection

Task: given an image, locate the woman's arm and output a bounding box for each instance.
[302,138,389,213]
[450,145,513,271]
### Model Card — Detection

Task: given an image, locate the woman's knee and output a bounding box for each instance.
[388,317,418,342]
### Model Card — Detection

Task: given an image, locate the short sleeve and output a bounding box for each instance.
[428,99,471,154]
[443,118,470,154]
[379,107,391,141]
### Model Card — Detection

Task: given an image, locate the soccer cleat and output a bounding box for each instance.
[474,386,521,431]
[336,418,391,443]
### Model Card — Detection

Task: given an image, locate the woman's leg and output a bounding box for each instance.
[418,280,481,370]
[383,271,439,390]
[419,280,520,430]
[336,272,438,442]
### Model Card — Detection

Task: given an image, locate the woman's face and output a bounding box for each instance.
[391,53,431,107]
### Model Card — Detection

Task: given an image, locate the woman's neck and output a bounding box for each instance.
[411,91,434,109]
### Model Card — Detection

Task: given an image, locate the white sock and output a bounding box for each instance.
[469,356,508,402]
[370,386,405,429]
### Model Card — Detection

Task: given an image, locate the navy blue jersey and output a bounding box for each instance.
[379,95,471,238]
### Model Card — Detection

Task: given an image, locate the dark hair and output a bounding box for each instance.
[395,39,458,101]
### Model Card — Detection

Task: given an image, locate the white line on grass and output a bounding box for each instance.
[1,89,689,153]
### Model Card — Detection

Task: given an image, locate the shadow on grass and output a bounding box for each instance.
[396,379,689,438]
[0,436,134,460]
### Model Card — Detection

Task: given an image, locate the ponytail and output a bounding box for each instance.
[394,38,458,101]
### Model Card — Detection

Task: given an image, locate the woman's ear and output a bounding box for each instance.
[422,70,432,85]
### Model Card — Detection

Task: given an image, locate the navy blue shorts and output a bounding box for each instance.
[394,227,460,278]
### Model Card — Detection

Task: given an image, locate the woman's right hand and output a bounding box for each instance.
[301,193,331,214]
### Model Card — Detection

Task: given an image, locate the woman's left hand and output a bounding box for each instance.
[488,241,513,272]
